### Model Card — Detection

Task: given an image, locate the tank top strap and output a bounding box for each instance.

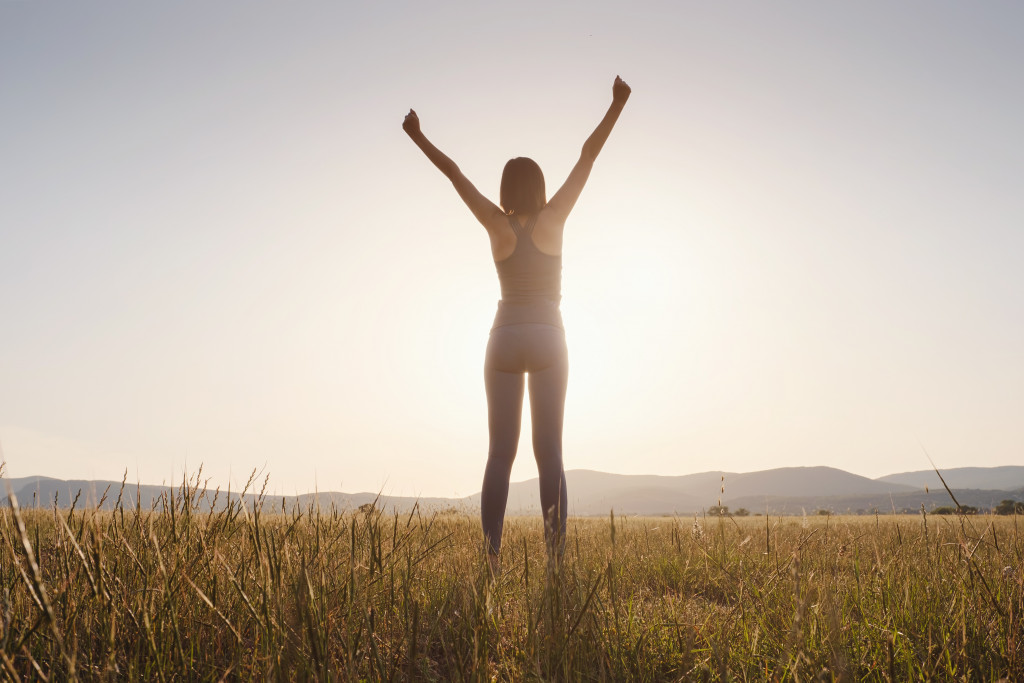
[508,214,538,237]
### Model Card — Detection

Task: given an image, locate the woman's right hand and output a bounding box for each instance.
[612,76,631,105]
[403,109,421,136]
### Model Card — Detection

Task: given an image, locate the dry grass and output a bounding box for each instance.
[1,473,1022,680]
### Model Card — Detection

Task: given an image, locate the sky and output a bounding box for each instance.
[1,1,1022,499]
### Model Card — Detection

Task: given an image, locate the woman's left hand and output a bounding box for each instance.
[403,109,421,136]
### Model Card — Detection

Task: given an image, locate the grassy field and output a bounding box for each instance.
[0,475,1021,681]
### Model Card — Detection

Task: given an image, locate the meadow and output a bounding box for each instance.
[0,474,1021,681]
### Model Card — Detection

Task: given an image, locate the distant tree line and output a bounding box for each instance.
[995,499,1024,515]
[929,500,1023,515]
[701,500,1023,517]
[705,506,751,517]
[931,505,978,515]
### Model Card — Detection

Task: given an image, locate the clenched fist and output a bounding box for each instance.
[612,76,631,105]
[402,109,421,137]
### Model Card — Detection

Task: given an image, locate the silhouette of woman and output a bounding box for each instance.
[403,76,631,568]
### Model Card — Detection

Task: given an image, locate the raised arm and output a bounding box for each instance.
[546,76,631,223]
[403,109,504,229]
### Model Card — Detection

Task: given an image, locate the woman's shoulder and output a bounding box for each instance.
[531,207,565,256]
[536,206,567,231]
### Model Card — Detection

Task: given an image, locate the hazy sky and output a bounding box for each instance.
[2,1,1022,498]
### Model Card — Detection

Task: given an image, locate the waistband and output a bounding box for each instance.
[491,299,563,330]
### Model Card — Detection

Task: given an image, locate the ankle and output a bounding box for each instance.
[487,552,502,575]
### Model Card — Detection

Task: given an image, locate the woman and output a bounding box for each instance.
[403,76,631,568]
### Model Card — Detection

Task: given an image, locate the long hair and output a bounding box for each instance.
[500,157,546,215]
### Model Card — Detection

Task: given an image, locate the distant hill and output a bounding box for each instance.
[3,466,1021,516]
[0,476,451,514]
[726,488,1024,516]
[468,466,918,515]
[877,467,1024,492]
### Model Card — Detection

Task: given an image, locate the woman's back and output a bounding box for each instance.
[492,214,563,329]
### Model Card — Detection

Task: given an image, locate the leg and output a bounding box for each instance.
[481,328,526,556]
[526,327,569,555]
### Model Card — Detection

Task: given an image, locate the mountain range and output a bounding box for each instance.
[4,465,1023,516]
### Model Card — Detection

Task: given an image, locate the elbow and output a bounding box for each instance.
[441,160,460,180]
[579,143,599,166]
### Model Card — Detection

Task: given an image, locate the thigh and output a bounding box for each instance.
[485,367,525,442]
[528,364,568,446]
[526,327,569,439]
[485,327,526,442]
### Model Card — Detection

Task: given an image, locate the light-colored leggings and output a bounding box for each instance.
[480,323,568,555]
